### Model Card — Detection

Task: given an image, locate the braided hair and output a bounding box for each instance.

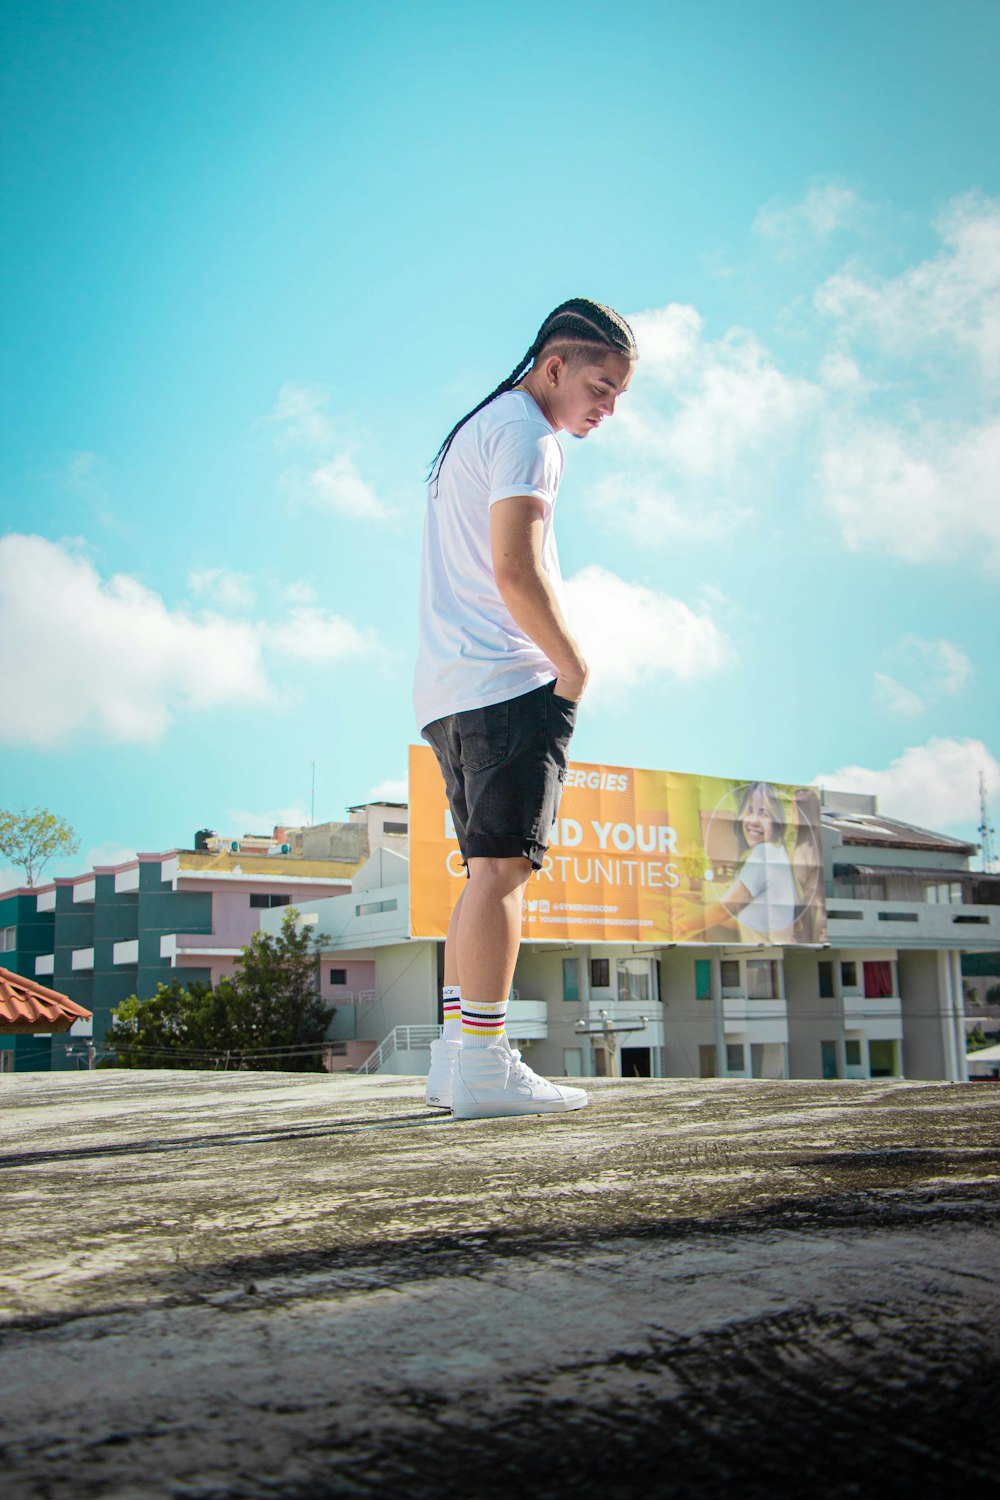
[427,297,638,487]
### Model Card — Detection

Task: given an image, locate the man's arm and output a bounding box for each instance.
[489,495,588,701]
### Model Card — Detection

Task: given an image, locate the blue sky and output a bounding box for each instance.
[2,0,998,884]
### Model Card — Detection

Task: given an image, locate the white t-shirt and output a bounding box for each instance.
[413,389,565,730]
[727,841,797,939]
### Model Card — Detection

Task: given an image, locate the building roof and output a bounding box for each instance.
[840,863,1000,888]
[821,808,978,856]
[0,967,93,1034]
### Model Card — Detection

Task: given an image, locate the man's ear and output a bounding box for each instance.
[543,354,565,388]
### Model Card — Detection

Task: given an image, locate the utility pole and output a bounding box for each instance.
[979,771,996,873]
[310,761,315,827]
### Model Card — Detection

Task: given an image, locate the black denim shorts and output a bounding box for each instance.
[422,680,577,871]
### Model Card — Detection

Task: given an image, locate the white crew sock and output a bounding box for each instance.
[442,985,462,1043]
[461,997,508,1049]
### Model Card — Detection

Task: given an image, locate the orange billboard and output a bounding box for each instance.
[409,744,827,946]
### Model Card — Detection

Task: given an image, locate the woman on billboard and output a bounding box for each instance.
[674,782,797,943]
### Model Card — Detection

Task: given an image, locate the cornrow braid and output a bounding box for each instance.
[427,297,638,487]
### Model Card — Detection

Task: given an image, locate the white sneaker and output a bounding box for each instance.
[425,1038,460,1108]
[451,1040,589,1119]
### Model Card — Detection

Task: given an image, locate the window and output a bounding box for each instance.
[329,968,347,986]
[0,926,15,952]
[841,961,858,988]
[746,959,777,999]
[929,876,965,900]
[250,893,291,909]
[845,1039,862,1067]
[725,1043,745,1073]
[821,1041,838,1080]
[617,957,656,1004]
[868,1040,897,1078]
[621,1047,651,1078]
[562,958,580,1002]
[698,1044,717,1079]
[720,959,741,989]
[863,961,893,998]
[590,957,610,988]
[877,912,918,922]
[695,958,712,1000]
[356,898,398,917]
[818,961,834,999]
[383,821,408,835]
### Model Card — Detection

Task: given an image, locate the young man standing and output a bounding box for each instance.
[413,298,638,1120]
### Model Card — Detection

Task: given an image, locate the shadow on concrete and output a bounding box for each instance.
[0,1109,454,1171]
[3,1175,996,1340]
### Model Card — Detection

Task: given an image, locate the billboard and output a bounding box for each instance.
[409,745,827,947]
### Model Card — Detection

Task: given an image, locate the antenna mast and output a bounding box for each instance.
[978,771,996,873]
[310,760,316,828]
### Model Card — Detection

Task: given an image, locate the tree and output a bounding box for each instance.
[218,909,334,1069]
[104,979,224,1069]
[966,1025,990,1053]
[104,910,334,1071]
[0,806,80,886]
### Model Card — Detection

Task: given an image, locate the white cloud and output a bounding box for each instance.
[369,777,408,803]
[227,806,311,834]
[873,673,924,718]
[817,350,876,393]
[874,637,973,720]
[814,736,1000,831]
[0,535,271,747]
[81,840,138,870]
[588,304,817,542]
[816,192,1000,375]
[626,303,704,382]
[188,567,256,610]
[266,606,379,665]
[755,182,863,250]
[903,636,972,696]
[584,200,999,571]
[0,535,381,748]
[268,382,391,522]
[64,450,107,494]
[303,453,391,521]
[586,473,750,545]
[269,383,335,448]
[818,415,1000,567]
[563,565,733,702]
[620,310,817,472]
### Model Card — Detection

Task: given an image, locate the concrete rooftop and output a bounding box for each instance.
[1,1069,999,1499]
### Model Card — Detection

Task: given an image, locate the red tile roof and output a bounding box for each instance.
[0,967,93,1034]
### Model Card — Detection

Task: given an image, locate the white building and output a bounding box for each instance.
[262,790,1000,1084]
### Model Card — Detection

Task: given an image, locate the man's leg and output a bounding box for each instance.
[443,885,465,988]
[456,856,532,1006]
[440,886,465,1040]
[451,850,587,1118]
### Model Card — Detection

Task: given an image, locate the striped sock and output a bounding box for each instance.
[461,998,508,1048]
[442,985,462,1043]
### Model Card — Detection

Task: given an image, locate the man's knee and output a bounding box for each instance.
[467,856,533,897]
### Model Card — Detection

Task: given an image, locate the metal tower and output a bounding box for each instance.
[978,770,997,873]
